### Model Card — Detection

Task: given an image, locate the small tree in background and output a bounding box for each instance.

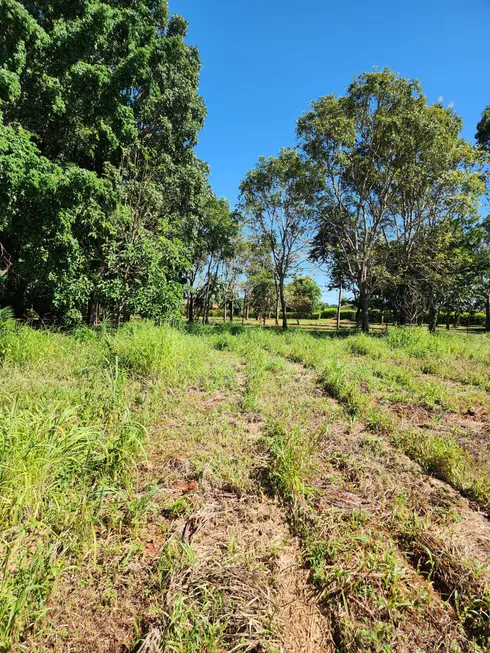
[286,276,321,315]
[239,148,313,330]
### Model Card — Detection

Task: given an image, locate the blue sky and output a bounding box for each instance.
[176,0,490,303]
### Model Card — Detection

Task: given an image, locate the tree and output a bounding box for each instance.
[185,196,239,324]
[298,68,482,332]
[476,107,490,150]
[248,270,276,324]
[222,236,246,321]
[286,276,321,315]
[475,217,490,332]
[0,0,208,323]
[0,122,115,320]
[239,148,313,330]
[476,110,490,331]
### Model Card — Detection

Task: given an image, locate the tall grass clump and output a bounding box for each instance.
[385,327,474,360]
[322,359,369,415]
[344,333,387,359]
[241,346,268,411]
[107,320,209,387]
[0,323,154,648]
[395,429,490,508]
[265,421,316,501]
[0,321,67,368]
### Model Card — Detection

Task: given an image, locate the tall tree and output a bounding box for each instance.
[298,69,482,332]
[239,148,313,330]
[0,0,208,323]
[476,107,490,150]
[286,276,321,315]
[185,196,239,324]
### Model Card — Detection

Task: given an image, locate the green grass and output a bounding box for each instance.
[0,320,212,649]
[219,325,490,507]
[2,319,490,650]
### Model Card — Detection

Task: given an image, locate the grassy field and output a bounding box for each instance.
[211,316,486,333]
[1,317,490,652]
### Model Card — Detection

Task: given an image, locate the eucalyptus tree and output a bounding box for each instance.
[476,217,490,331]
[185,195,239,324]
[239,148,313,330]
[222,235,246,321]
[297,69,483,332]
[247,269,276,324]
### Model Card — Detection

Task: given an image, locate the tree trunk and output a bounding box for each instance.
[428,302,438,334]
[223,298,227,321]
[274,283,280,326]
[202,260,213,325]
[359,281,369,334]
[87,292,99,327]
[242,291,246,325]
[454,312,460,328]
[486,292,490,333]
[230,296,234,322]
[279,278,287,330]
[202,290,209,325]
[336,281,342,332]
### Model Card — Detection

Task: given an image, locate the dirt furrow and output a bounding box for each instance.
[257,356,490,651]
[24,350,333,653]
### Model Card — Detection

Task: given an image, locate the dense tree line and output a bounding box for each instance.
[0,6,489,335]
[240,69,490,332]
[0,0,237,325]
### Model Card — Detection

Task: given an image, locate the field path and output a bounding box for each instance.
[251,351,490,652]
[26,349,333,653]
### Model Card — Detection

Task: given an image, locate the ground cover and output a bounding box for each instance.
[1,319,489,652]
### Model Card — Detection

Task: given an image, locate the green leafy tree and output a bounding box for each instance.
[239,148,313,330]
[298,68,483,332]
[0,122,115,318]
[286,276,321,315]
[476,107,490,150]
[248,270,276,323]
[186,196,239,324]
[0,0,207,323]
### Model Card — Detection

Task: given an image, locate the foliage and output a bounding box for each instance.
[239,148,314,329]
[286,276,322,314]
[0,0,209,323]
[298,68,484,332]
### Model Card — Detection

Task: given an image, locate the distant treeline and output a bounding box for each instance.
[1,5,490,332]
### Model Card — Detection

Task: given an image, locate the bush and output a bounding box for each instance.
[439,311,487,327]
[320,308,357,321]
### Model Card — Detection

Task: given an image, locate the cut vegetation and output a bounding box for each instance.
[1,319,490,652]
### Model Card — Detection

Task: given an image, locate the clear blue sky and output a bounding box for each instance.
[175,0,490,303]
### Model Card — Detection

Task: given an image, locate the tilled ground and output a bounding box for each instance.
[23,339,490,653]
[24,350,333,653]
[253,352,490,652]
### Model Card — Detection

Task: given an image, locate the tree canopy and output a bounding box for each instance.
[1,15,490,336]
[298,69,484,332]
[0,0,211,324]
